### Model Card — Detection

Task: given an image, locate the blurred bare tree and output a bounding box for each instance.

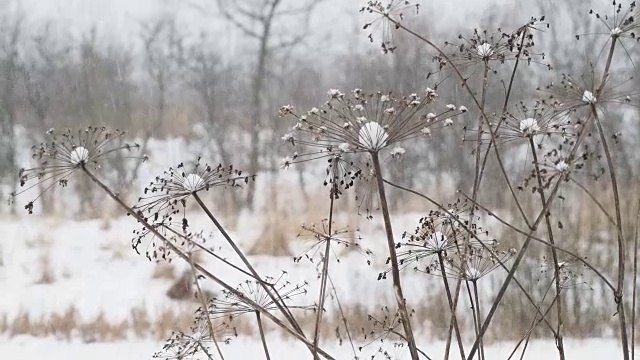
[207,0,321,209]
[19,23,71,214]
[0,12,22,214]
[182,32,244,219]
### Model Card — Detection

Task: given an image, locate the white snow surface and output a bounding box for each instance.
[0,336,625,359]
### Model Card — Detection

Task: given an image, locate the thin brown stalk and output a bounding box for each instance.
[445,60,489,360]
[328,274,358,359]
[508,278,560,360]
[437,251,466,360]
[313,184,337,359]
[455,188,615,291]
[569,178,616,226]
[529,137,565,360]
[383,14,532,228]
[256,312,271,360]
[191,193,305,337]
[370,151,419,360]
[632,197,639,360]
[81,167,336,360]
[477,28,530,186]
[188,255,225,360]
[472,281,484,360]
[196,339,215,360]
[592,107,629,360]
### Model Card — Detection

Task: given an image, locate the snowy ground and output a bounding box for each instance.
[0,212,630,359]
[0,335,625,360]
[0,133,630,359]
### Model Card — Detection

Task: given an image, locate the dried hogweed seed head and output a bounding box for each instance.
[519,118,540,135]
[296,220,370,263]
[555,160,569,173]
[182,173,204,192]
[476,43,494,58]
[358,121,390,150]
[280,88,465,217]
[69,146,90,165]
[430,231,447,250]
[582,90,597,104]
[278,88,465,178]
[390,146,406,158]
[14,126,143,214]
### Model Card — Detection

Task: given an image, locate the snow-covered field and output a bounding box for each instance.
[0,335,625,359]
[0,132,631,359]
[0,210,630,359]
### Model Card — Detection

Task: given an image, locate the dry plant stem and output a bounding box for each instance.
[511,299,558,360]
[162,223,256,278]
[196,340,215,360]
[466,111,605,360]
[437,251,466,360]
[382,178,563,328]
[444,280,463,360]
[445,60,490,360]
[455,188,616,291]
[255,312,271,360]
[370,151,419,360]
[529,138,565,360]
[384,328,434,360]
[508,280,559,360]
[81,168,336,360]
[477,29,529,185]
[191,193,304,337]
[632,197,639,360]
[472,281,484,360]
[471,63,491,212]
[313,190,336,359]
[570,178,616,226]
[592,107,629,360]
[328,274,358,358]
[384,15,531,228]
[188,255,225,360]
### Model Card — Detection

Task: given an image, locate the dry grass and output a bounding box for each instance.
[248,186,298,257]
[2,305,193,342]
[152,262,177,280]
[35,252,55,285]
[166,270,193,300]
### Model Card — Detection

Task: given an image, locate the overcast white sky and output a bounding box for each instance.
[8,0,524,59]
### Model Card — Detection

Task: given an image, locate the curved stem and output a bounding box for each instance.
[81,167,335,360]
[529,137,565,360]
[508,293,559,360]
[192,193,304,337]
[446,60,489,360]
[478,29,529,186]
[569,178,616,226]
[313,189,336,358]
[592,107,629,360]
[383,15,531,228]
[370,151,419,360]
[328,274,358,359]
[188,255,225,360]
[631,197,639,360]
